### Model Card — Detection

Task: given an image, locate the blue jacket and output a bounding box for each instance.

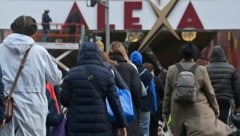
[61,42,127,136]
[130,51,158,113]
[0,66,4,121]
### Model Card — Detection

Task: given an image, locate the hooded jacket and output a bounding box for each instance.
[0,33,62,136]
[206,46,240,106]
[61,42,127,136]
[130,51,158,112]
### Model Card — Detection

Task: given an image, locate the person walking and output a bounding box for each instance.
[162,43,232,136]
[42,10,52,42]
[206,46,240,128]
[46,83,64,136]
[108,41,142,136]
[60,42,127,136]
[0,66,5,128]
[100,50,130,136]
[143,62,165,136]
[130,51,158,136]
[67,10,81,42]
[0,15,62,136]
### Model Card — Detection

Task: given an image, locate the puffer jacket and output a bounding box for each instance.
[206,46,240,107]
[61,42,127,136]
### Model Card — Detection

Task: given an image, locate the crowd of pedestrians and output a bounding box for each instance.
[0,14,240,136]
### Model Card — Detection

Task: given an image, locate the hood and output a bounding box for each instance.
[209,46,227,63]
[130,51,142,65]
[3,33,34,54]
[77,42,104,65]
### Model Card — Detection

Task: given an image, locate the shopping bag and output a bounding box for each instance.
[51,117,66,136]
[106,87,135,124]
[158,120,174,136]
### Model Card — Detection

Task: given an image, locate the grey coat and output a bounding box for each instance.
[162,59,232,136]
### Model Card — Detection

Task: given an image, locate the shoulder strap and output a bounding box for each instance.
[7,46,32,98]
[139,69,147,76]
[81,66,105,99]
[139,68,150,89]
[175,63,184,72]
[175,63,198,73]
[189,64,198,74]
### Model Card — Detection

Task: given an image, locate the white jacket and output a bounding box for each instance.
[0,33,62,136]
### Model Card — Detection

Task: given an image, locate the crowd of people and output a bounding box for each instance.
[0,15,240,136]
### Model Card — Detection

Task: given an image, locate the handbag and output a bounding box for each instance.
[81,66,135,124]
[106,87,135,124]
[4,46,32,123]
[51,116,67,136]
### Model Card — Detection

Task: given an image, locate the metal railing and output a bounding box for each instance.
[33,23,83,43]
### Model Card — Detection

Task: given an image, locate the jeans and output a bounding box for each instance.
[140,111,150,136]
[42,29,49,42]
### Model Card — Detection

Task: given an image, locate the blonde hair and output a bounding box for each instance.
[100,50,117,67]
[108,41,131,64]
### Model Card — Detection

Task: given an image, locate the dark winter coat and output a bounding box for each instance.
[61,42,127,136]
[108,53,142,109]
[0,66,4,122]
[206,46,240,107]
[42,12,52,30]
[67,12,81,30]
[108,53,142,136]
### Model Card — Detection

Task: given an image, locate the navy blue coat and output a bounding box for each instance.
[61,42,127,136]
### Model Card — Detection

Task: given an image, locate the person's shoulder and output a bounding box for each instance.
[167,64,177,71]
[33,44,48,52]
[193,64,208,75]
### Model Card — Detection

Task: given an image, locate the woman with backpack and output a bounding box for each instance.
[162,43,232,136]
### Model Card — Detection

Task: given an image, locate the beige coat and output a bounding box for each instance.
[162,60,232,136]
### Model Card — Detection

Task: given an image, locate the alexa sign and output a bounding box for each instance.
[96,2,143,30]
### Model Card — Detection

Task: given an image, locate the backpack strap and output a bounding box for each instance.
[139,69,150,91]
[139,69,147,76]
[81,66,106,100]
[189,64,198,74]
[175,63,184,72]
[175,63,198,73]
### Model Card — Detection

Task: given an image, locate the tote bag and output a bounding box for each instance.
[106,87,135,124]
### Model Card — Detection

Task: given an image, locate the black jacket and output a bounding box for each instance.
[109,53,142,109]
[206,46,240,107]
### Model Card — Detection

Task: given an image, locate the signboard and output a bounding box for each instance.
[0,0,239,30]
